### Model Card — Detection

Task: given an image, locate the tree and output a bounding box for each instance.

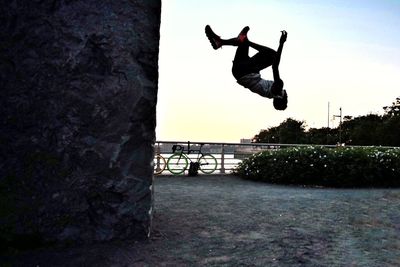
[253,126,280,143]
[341,114,383,145]
[253,97,400,146]
[381,117,400,146]
[278,118,307,144]
[254,118,306,144]
[307,127,338,145]
[381,97,400,146]
[383,97,400,117]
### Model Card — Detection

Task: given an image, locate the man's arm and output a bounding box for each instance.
[272,30,287,81]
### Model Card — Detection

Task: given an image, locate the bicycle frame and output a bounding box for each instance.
[172,141,205,163]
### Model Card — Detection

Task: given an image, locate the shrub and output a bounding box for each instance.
[235,146,400,187]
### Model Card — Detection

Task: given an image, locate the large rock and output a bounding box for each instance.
[0,0,160,245]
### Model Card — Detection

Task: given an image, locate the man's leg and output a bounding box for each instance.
[232,39,277,79]
[249,41,283,96]
[205,25,253,79]
[232,41,251,79]
[247,41,277,72]
[205,25,275,77]
[205,25,249,49]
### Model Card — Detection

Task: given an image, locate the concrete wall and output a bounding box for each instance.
[0,0,160,245]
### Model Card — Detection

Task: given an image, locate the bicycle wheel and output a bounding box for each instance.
[198,154,218,174]
[154,154,166,175]
[167,153,189,175]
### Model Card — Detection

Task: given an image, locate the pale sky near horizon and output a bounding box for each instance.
[156,0,400,143]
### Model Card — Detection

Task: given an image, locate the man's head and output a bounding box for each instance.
[273,89,288,110]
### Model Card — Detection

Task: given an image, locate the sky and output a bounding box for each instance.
[156,0,400,143]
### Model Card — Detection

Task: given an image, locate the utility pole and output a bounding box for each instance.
[327,102,330,128]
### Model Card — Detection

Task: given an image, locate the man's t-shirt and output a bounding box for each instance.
[236,73,274,98]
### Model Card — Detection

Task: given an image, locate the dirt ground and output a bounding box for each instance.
[4,175,400,266]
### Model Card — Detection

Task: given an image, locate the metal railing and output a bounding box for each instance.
[154,140,339,175]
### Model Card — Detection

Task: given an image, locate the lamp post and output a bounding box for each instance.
[333,107,342,144]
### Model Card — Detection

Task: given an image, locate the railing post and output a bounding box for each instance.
[155,142,161,173]
[220,144,225,174]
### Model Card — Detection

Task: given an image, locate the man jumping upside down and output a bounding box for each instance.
[205,25,288,110]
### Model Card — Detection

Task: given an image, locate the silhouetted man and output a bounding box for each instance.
[205,25,288,110]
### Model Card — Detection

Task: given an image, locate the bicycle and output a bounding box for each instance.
[154,153,167,175]
[167,141,218,175]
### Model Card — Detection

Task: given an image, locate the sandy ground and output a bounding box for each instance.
[4,175,400,266]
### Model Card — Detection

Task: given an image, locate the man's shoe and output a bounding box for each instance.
[205,25,222,49]
[237,26,250,43]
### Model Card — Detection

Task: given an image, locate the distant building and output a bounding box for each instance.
[240,138,252,144]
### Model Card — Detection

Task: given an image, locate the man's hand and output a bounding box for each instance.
[280,30,287,45]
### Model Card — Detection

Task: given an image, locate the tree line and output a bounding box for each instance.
[253,97,400,146]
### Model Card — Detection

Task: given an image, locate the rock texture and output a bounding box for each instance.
[0,0,160,245]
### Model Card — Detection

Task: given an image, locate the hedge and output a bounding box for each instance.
[235,146,400,187]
